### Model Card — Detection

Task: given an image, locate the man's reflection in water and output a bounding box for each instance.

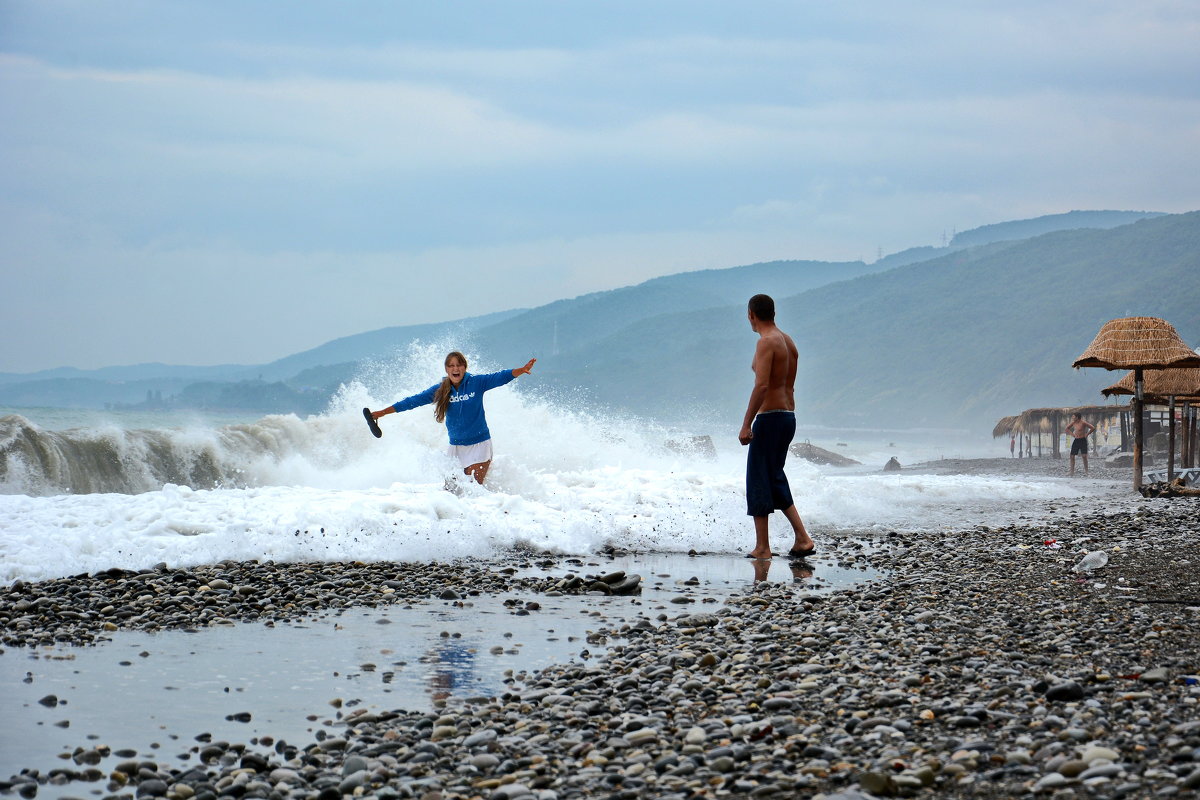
[750,557,772,583]
[750,558,815,584]
[790,560,813,582]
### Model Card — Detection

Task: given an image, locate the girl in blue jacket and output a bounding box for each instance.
[369,351,536,484]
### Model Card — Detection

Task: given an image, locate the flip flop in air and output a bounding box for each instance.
[363,407,383,438]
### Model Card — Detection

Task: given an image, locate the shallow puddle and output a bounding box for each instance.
[0,552,876,795]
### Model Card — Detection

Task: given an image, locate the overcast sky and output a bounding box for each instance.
[2,0,1198,373]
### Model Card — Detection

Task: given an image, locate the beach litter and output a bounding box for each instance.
[1074,549,1109,572]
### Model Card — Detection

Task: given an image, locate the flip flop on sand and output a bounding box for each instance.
[363,407,383,438]
[787,547,816,559]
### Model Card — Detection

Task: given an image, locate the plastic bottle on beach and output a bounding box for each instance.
[1074,550,1109,572]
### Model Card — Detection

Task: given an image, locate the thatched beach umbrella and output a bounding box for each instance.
[1102,367,1200,480]
[1101,367,1200,400]
[1016,408,1065,457]
[1073,317,1200,489]
[1004,408,1055,457]
[992,416,1018,439]
[998,405,1129,460]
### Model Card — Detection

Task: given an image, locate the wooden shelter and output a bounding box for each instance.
[1018,407,1064,458]
[994,405,1127,458]
[1073,317,1200,490]
[1102,367,1200,480]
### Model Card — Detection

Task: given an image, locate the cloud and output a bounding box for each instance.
[2,2,1200,371]
[0,199,883,371]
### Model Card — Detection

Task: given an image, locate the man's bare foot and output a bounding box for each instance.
[781,507,813,552]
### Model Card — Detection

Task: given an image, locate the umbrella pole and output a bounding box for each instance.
[1168,396,1176,484]
[1133,368,1144,491]
[1180,403,1187,468]
[1190,404,1196,468]
[1185,407,1195,470]
[1189,405,1195,468]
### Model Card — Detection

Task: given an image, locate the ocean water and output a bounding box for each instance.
[0,348,1119,585]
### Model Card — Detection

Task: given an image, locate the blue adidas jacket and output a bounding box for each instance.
[392,370,516,446]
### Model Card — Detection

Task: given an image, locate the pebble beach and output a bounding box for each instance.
[4,459,1200,800]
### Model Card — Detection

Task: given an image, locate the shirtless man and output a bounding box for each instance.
[1066,413,1095,476]
[739,294,816,560]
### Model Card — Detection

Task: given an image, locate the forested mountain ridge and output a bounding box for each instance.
[540,211,1199,428]
[3,210,1193,431]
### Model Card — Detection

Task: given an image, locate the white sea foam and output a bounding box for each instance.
[0,346,1118,584]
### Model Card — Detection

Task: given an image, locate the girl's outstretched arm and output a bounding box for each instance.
[512,358,537,377]
[371,384,439,420]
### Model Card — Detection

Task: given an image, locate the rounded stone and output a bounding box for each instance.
[1044,681,1085,702]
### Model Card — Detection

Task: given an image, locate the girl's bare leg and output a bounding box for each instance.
[465,460,491,485]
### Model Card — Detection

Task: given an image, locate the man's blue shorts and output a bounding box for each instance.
[746,410,796,517]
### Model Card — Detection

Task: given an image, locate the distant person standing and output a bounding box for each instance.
[368,351,535,484]
[1066,413,1096,476]
[739,294,816,560]
[1010,435,1016,458]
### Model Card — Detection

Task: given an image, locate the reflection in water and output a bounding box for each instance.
[421,636,494,702]
[790,560,813,582]
[750,557,771,583]
[749,557,814,584]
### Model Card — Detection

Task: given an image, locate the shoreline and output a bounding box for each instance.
[3,464,1199,798]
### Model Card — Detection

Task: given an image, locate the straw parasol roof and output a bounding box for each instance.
[1015,407,1063,434]
[1102,368,1200,400]
[995,405,1129,437]
[1072,317,1200,370]
[992,416,1018,438]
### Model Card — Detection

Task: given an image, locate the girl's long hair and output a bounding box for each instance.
[433,351,467,423]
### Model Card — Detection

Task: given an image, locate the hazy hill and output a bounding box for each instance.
[950,210,1164,248]
[0,259,880,409]
[540,212,1199,429]
[870,209,1164,271]
[476,259,881,366]
[245,308,526,382]
[791,212,1198,425]
[0,312,525,410]
[0,377,200,410]
[3,209,1193,428]
[0,363,247,387]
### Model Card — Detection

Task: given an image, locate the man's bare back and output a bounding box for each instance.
[740,321,798,443]
[753,330,798,413]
